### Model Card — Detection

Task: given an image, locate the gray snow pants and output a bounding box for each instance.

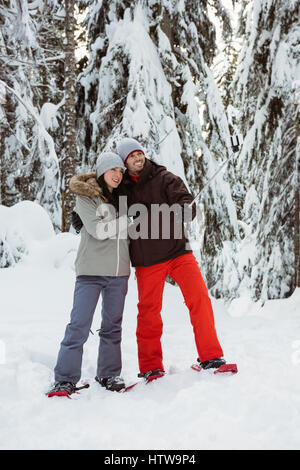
[54,275,129,384]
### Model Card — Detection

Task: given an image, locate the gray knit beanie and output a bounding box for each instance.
[116,138,145,163]
[96,152,126,178]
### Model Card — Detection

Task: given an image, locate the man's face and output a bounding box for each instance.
[125,151,145,175]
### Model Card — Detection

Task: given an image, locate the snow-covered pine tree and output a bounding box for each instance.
[230,0,300,300]
[76,0,240,296]
[0,0,64,227]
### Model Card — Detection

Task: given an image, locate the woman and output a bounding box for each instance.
[48,152,130,397]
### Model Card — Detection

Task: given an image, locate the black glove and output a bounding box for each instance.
[71,211,83,233]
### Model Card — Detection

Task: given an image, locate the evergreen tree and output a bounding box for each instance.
[0,0,64,227]
[0,0,81,231]
[230,0,299,300]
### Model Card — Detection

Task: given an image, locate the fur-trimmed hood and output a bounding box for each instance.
[69,172,107,200]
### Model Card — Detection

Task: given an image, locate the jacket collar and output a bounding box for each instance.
[123,158,166,187]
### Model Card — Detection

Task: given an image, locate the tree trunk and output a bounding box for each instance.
[61,0,76,232]
[0,85,6,205]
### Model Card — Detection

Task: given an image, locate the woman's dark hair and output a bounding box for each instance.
[97,174,121,211]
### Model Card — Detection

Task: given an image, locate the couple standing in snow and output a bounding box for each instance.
[48,138,225,397]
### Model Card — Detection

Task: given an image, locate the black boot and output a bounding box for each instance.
[95,376,125,392]
[197,357,226,370]
[138,369,165,380]
[48,381,77,397]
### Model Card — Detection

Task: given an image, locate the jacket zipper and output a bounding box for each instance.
[115,217,120,276]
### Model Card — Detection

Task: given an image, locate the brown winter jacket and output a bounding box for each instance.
[121,158,196,267]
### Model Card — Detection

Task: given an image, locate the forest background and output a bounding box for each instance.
[0,0,299,304]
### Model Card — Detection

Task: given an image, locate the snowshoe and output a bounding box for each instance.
[191,358,238,374]
[47,381,89,398]
[138,369,165,383]
[120,369,165,393]
[198,357,226,370]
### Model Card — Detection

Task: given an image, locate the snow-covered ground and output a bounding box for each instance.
[1,202,300,450]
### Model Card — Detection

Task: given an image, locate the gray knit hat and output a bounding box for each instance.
[116,138,145,163]
[96,151,126,178]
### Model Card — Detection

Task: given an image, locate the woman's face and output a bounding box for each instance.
[104,167,124,192]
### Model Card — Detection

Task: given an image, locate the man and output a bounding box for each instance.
[116,138,226,380]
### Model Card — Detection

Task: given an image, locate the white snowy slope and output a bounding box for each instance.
[0,202,300,450]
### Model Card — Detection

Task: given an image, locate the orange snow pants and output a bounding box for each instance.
[135,253,224,374]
